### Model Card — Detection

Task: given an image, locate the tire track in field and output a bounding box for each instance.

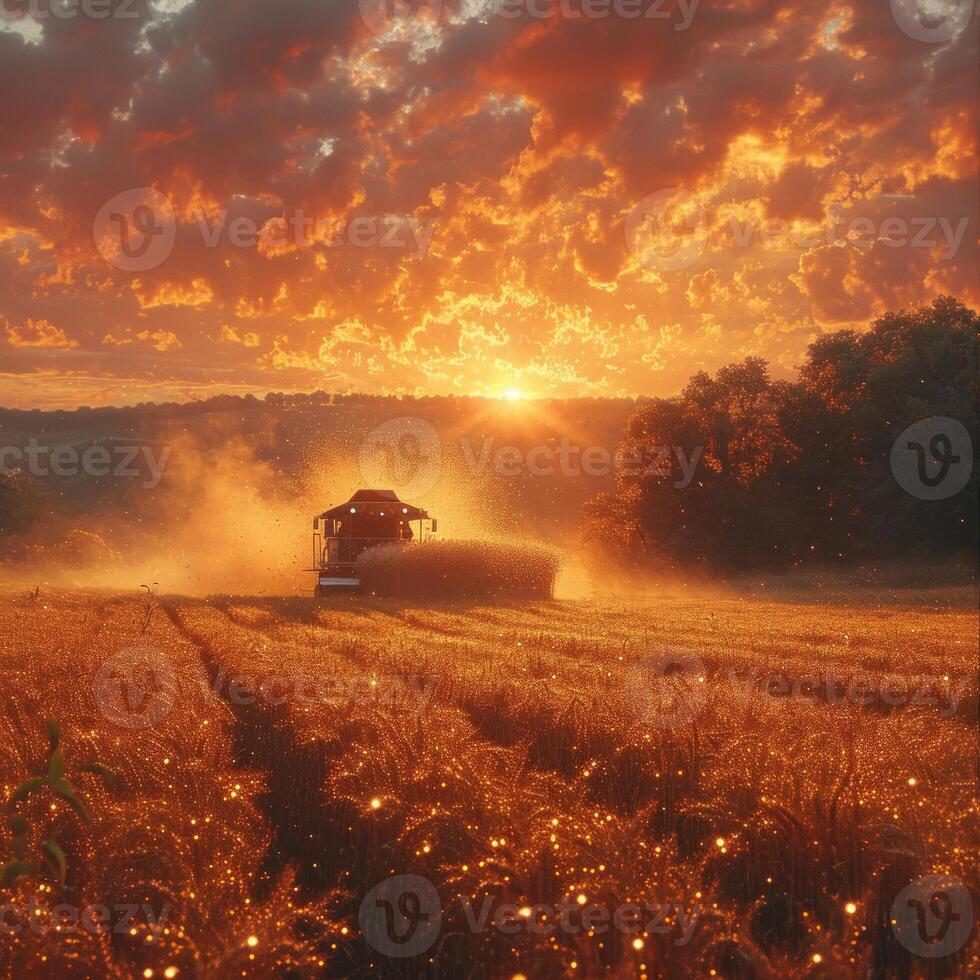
[213,599,733,974]
[156,598,666,979]
[155,595,979,980]
[203,597,681,821]
[160,597,979,968]
[158,598,369,897]
[160,599,512,903]
[205,597,687,839]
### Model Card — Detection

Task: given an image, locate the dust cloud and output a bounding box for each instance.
[1,430,577,598]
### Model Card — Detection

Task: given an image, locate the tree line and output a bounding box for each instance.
[583,296,978,572]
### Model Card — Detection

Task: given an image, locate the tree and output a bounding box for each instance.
[585,297,978,572]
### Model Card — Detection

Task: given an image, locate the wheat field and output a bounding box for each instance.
[0,586,975,979]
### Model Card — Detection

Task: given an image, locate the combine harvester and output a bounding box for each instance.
[310,489,436,595]
[309,488,558,599]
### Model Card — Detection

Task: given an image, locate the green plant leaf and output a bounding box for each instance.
[47,749,66,781]
[0,860,35,888]
[9,815,29,861]
[79,763,123,791]
[10,776,48,804]
[7,814,28,837]
[45,720,60,754]
[50,780,91,824]
[39,840,66,886]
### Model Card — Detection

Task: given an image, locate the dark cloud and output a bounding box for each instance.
[0,0,976,406]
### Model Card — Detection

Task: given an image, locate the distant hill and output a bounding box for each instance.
[0,393,638,588]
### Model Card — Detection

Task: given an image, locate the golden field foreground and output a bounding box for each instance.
[0,586,976,979]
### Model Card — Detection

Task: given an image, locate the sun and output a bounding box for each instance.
[502,387,524,402]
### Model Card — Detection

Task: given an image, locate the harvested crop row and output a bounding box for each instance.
[166,601,767,977]
[169,598,977,977]
[0,592,341,978]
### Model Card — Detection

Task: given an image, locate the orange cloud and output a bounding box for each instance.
[4,318,77,349]
[0,0,974,407]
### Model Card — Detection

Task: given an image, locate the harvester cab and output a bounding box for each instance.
[310,489,436,595]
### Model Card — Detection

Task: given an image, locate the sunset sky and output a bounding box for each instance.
[1,0,976,409]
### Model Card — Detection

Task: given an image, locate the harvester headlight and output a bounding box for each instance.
[402,507,408,513]
[350,507,357,513]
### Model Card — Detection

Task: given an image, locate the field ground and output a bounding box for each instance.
[0,584,976,978]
